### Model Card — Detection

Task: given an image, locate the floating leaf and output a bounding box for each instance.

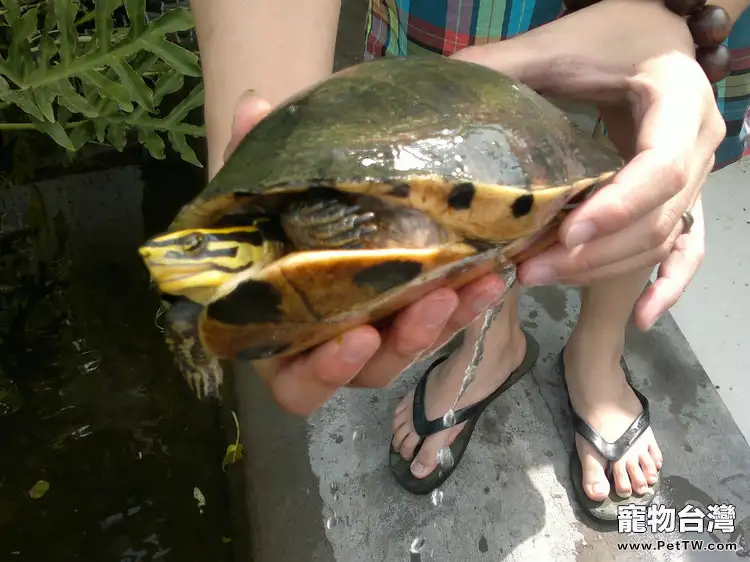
[221,537,233,544]
[221,443,244,472]
[193,486,206,513]
[28,480,50,499]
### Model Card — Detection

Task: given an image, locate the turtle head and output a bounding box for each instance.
[139,225,278,305]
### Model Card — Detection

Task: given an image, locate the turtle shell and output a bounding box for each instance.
[165,56,623,361]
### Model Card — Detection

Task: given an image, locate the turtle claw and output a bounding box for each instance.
[282,199,379,250]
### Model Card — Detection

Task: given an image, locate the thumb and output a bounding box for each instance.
[224,91,273,162]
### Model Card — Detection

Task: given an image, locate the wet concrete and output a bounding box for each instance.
[0,155,246,561]
[230,0,750,560]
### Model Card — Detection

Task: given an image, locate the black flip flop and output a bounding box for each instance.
[559,351,660,522]
[389,330,540,495]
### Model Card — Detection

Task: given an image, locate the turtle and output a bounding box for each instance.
[138,56,623,400]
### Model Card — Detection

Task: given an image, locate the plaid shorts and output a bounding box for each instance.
[365,0,750,170]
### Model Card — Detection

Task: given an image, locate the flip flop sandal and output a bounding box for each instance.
[559,351,661,522]
[389,329,540,495]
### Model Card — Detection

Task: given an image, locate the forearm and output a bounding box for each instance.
[190,0,342,177]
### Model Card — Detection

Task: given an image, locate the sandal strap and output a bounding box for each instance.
[412,356,500,437]
[569,387,651,462]
[559,351,652,462]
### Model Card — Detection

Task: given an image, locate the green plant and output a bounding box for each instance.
[0,0,205,170]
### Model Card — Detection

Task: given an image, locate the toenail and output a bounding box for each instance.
[411,460,426,476]
[592,481,609,495]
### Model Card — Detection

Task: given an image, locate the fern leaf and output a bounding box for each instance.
[93,0,119,55]
[94,118,108,143]
[167,131,201,167]
[111,60,154,111]
[6,89,45,121]
[39,6,59,67]
[138,128,165,160]
[8,4,37,80]
[106,122,128,151]
[69,123,95,151]
[53,79,99,118]
[141,7,195,37]
[141,37,200,77]
[163,83,204,125]
[152,69,184,106]
[53,0,80,64]
[80,70,133,112]
[37,119,75,151]
[0,0,20,24]
[124,0,146,37]
[32,85,57,122]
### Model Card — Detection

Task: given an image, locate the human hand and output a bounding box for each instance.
[454,0,724,329]
[222,92,509,416]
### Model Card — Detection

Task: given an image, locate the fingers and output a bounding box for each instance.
[223,91,273,161]
[558,62,709,249]
[349,273,507,388]
[254,326,381,416]
[347,288,459,389]
[633,198,705,330]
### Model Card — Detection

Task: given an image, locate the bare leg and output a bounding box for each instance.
[391,283,527,478]
[564,267,664,500]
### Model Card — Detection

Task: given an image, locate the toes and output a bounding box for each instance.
[399,431,421,462]
[639,451,659,485]
[391,422,412,451]
[626,457,649,495]
[612,460,632,498]
[649,441,664,470]
[410,433,451,479]
[576,438,611,501]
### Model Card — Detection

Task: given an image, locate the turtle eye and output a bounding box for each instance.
[183,233,205,253]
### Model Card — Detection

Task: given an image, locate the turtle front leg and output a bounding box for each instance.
[160,298,224,401]
[280,199,378,249]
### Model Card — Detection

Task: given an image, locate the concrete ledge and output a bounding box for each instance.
[232,285,750,562]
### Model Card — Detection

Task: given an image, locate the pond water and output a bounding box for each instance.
[0,154,240,562]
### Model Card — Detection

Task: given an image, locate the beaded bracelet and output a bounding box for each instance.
[562,0,733,83]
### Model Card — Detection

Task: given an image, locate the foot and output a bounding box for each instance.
[391,322,527,479]
[563,345,663,501]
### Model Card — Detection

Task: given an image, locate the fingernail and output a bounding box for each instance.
[564,221,597,248]
[592,481,609,495]
[410,460,426,477]
[472,285,505,314]
[338,332,376,364]
[422,296,456,328]
[522,265,556,286]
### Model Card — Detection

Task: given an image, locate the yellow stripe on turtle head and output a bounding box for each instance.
[138,225,282,305]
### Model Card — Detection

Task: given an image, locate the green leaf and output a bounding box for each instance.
[168,131,202,167]
[124,0,145,37]
[164,83,204,125]
[94,119,108,143]
[80,70,133,112]
[141,37,201,77]
[38,121,75,151]
[106,122,128,151]
[53,79,99,118]
[93,0,119,55]
[0,0,21,25]
[39,7,59,67]
[53,0,80,64]
[32,85,57,122]
[28,480,50,499]
[151,69,183,106]
[6,89,44,121]
[111,61,154,111]
[141,7,195,37]
[8,5,37,79]
[221,443,244,472]
[69,124,95,150]
[138,128,165,160]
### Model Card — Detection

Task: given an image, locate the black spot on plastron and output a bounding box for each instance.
[236,343,292,360]
[386,182,410,198]
[352,260,424,294]
[510,193,534,218]
[207,280,283,324]
[447,182,476,210]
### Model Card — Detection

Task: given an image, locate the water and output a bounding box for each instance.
[0,157,236,561]
[429,489,443,507]
[409,537,425,554]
